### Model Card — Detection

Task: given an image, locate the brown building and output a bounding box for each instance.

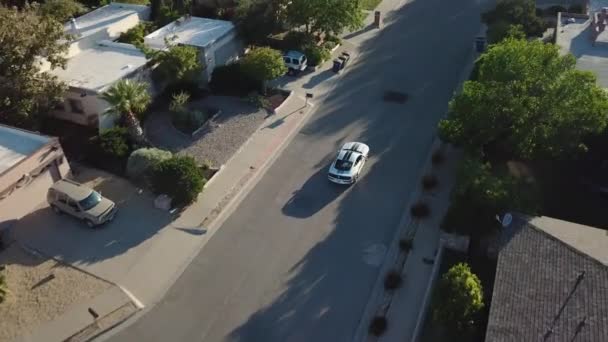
[0,125,71,231]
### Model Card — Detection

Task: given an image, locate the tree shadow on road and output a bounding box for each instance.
[227,0,482,340]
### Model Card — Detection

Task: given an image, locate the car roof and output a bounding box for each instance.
[50,179,93,201]
[284,50,305,59]
[336,149,360,163]
[341,142,368,153]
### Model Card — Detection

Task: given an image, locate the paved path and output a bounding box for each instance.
[102,0,482,340]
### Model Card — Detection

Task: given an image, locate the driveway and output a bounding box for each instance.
[12,167,172,293]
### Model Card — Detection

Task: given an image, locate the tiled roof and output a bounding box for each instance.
[485,216,608,341]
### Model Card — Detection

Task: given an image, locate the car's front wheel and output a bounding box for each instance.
[85,219,95,228]
[51,205,61,215]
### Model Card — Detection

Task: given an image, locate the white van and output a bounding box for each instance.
[283,50,307,75]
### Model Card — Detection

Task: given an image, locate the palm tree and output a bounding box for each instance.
[101,80,151,144]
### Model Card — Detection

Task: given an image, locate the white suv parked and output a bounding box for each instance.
[283,50,307,75]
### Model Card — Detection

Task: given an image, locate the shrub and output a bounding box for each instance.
[247,93,271,109]
[399,237,413,252]
[431,149,445,166]
[410,201,430,218]
[432,263,484,334]
[422,174,439,190]
[173,110,208,134]
[89,127,132,159]
[210,63,260,96]
[303,45,331,66]
[369,315,388,336]
[169,91,190,113]
[150,156,206,206]
[126,148,172,180]
[0,273,7,303]
[384,270,403,290]
[117,21,157,45]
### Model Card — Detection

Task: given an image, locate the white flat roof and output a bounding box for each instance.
[144,16,234,50]
[50,42,148,93]
[0,125,50,174]
[67,3,149,42]
[556,14,608,88]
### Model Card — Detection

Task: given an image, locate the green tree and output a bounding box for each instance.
[39,0,85,23]
[441,155,539,242]
[144,43,202,92]
[117,21,157,45]
[241,47,286,93]
[285,0,363,36]
[101,80,151,144]
[439,37,608,160]
[482,0,546,41]
[234,0,287,44]
[432,263,484,334]
[150,156,205,206]
[0,3,70,129]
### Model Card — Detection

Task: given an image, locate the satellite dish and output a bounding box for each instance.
[501,213,513,227]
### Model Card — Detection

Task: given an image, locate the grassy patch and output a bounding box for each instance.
[361,0,383,10]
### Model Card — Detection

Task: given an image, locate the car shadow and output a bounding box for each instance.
[282,167,349,219]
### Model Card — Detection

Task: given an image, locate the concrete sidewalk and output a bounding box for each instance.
[378,147,461,342]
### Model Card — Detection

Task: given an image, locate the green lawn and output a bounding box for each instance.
[361,0,382,10]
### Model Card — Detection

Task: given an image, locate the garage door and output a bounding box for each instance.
[0,169,55,230]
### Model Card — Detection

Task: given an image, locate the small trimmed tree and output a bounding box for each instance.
[241,47,287,94]
[432,263,484,334]
[150,156,205,206]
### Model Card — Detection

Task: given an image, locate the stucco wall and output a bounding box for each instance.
[0,140,70,231]
[49,65,155,132]
[202,30,243,82]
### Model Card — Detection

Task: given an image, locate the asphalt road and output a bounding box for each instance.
[106,0,482,341]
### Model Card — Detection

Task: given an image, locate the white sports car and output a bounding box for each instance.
[328,142,370,184]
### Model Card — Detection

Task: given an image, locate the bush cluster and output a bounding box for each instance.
[126,148,173,180]
[210,63,261,96]
[149,156,206,206]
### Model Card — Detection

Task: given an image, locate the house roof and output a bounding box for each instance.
[144,16,235,50]
[556,13,608,88]
[486,215,608,342]
[66,2,149,43]
[0,125,50,175]
[49,41,148,93]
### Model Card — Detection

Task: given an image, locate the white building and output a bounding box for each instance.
[45,3,154,131]
[144,16,243,82]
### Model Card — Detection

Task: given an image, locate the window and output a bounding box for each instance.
[68,99,85,114]
[67,199,79,211]
[283,57,291,64]
[355,156,362,165]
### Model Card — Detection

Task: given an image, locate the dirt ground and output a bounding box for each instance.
[0,243,112,342]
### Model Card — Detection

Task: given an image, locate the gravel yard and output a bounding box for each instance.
[0,243,112,342]
[145,96,268,168]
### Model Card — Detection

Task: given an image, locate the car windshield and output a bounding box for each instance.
[79,191,102,211]
[335,159,353,171]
